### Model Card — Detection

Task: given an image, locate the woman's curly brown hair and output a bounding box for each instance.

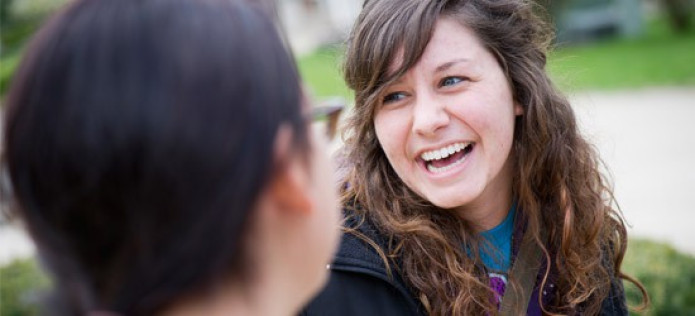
[339,0,648,314]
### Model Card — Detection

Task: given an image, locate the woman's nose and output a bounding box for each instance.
[412,92,450,137]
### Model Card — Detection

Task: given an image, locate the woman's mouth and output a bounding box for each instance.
[419,142,474,174]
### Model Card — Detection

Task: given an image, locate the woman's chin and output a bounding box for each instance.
[426,197,470,210]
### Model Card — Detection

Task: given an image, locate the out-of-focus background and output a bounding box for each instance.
[1,0,694,314]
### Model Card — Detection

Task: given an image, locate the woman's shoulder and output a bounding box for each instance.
[334,206,393,277]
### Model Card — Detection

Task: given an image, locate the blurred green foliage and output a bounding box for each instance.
[0,258,50,316]
[624,239,695,315]
[0,0,65,97]
[1,50,23,96]
[0,0,16,24]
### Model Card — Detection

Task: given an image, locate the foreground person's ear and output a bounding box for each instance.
[267,124,313,215]
[514,102,524,116]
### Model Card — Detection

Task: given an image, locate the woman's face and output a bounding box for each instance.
[374,17,521,223]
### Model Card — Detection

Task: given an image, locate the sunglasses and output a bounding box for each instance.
[309,100,345,142]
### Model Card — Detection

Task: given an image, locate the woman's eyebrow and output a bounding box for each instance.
[435,58,470,73]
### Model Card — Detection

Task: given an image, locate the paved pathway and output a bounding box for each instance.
[1,86,693,265]
[569,86,695,255]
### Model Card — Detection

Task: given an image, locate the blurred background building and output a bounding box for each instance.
[277,0,361,55]
[277,0,651,53]
[276,0,693,51]
[554,0,645,42]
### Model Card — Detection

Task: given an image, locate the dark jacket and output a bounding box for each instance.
[300,212,628,316]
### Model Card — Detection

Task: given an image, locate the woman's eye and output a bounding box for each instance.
[440,77,465,87]
[383,92,407,104]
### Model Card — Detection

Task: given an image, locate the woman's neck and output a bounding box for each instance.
[455,158,515,232]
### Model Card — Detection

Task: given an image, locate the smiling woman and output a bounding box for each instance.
[301,0,648,315]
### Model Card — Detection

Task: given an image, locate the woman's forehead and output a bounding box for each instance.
[385,19,484,79]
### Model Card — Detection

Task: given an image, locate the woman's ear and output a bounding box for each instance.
[267,125,313,216]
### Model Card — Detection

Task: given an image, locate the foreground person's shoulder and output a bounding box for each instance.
[299,208,423,316]
[299,269,420,316]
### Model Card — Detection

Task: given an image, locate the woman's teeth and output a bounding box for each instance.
[420,142,472,174]
[420,142,470,162]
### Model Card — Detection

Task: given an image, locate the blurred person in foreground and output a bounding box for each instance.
[1,0,340,314]
[301,0,648,315]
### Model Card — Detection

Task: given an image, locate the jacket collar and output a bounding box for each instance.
[331,210,422,312]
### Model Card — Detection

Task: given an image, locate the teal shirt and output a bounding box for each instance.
[479,203,516,273]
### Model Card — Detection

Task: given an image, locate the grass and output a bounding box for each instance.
[296,46,353,101]
[296,18,695,99]
[548,18,695,91]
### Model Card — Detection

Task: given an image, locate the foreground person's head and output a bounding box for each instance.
[2,0,340,314]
